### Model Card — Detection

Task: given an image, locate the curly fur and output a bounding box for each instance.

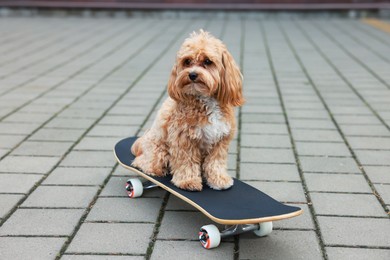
[131,30,244,191]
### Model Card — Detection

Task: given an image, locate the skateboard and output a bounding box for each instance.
[114,137,303,249]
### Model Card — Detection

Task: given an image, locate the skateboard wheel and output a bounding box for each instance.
[253,222,273,237]
[125,178,143,198]
[199,224,221,249]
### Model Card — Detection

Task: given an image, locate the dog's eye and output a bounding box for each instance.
[184,59,192,66]
[204,58,213,66]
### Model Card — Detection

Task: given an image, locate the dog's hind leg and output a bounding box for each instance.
[131,129,168,177]
[131,137,143,156]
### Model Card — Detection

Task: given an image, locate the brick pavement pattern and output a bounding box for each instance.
[0,14,389,259]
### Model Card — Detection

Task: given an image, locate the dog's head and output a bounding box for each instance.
[168,30,244,107]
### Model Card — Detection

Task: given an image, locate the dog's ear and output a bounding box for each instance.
[217,50,244,107]
[167,63,182,101]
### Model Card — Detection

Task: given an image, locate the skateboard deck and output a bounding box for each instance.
[114,137,303,225]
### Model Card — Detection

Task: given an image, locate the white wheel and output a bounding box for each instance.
[253,222,273,237]
[199,224,221,249]
[125,178,143,198]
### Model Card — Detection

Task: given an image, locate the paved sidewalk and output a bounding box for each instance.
[0,14,389,259]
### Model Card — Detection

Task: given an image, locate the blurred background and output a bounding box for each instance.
[0,0,389,17]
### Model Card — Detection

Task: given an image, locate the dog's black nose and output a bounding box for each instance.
[189,72,198,81]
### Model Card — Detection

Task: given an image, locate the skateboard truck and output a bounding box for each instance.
[220,223,272,238]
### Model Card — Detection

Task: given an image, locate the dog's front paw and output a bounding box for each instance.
[206,173,233,190]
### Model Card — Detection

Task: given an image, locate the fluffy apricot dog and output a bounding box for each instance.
[131,30,244,191]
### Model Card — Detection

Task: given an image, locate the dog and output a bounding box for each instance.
[131,30,244,191]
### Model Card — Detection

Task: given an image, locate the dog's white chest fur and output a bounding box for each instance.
[200,98,231,144]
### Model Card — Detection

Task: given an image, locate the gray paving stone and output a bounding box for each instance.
[228,139,238,154]
[241,123,288,134]
[71,100,113,109]
[304,173,372,193]
[364,166,390,184]
[62,255,144,260]
[43,167,110,185]
[0,134,25,149]
[11,141,73,156]
[331,106,372,115]
[45,117,96,129]
[36,97,75,105]
[339,125,390,137]
[333,115,383,125]
[241,113,285,123]
[375,184,390,206]
[318,216,390,247]
[289,119,336,130]
[241,134,291,148]
[355,150,390,166]
[244,97,279,106]
[57,108,104,118]
[21,186,98,208]
[109,105,153,115]
[292,129,343,142]
[0,173,42,193]
[300,157,360,173]
[151,240,234,260]
[242,105,283,114]
[0,123,40,135]
[66,223,153,254]
[0,156,59,173]
[239,230,322,260]
[86,197,162,222]
[0,208,84,236]
[0,148,8,157]
[273,204,314,230]
[284,101,324,110]
[74,137,119,151]
[310,193,386,217]
[0,237,67,260]
[326,247,390,260]
[288,109,330,119]
[99,115,145,126]
[241,148,295,164]
[247,181,307,203]
[116,99,156,107]
[0,194,23,219]
[29,128,85,142]
[158,211,221,240]
[347,136,390,150]
[3,112,53,124]
[240,163,301,181]
[295,142,351,157]
[87,125,137,137]
[60,151,115,168]
[227,153,237,170]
